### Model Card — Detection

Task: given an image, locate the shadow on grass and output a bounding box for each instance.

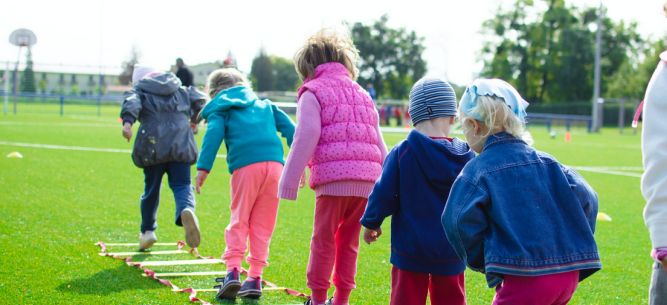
[56,261,160,295]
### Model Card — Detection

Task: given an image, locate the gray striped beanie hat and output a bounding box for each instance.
[408,77,457,126]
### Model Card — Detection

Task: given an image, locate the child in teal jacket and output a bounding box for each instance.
[195,68,295,301]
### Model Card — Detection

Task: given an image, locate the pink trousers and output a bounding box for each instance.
[492,271,579,305]
[307,195,367,302]
[222,161,282,278]
[390,266,466,305]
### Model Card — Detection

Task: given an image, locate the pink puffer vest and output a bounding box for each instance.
[297,62,383,187]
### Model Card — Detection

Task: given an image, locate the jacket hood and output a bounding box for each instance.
[406,130,474,191]
[136,72,182,96]
[200,86,257,119]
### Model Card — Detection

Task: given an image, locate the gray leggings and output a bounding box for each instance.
[651,262,667,305]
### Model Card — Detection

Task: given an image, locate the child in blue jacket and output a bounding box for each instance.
[442,79,600,305]
[361,78,474,305]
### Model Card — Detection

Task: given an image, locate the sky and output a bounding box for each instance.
[1,0,666,85]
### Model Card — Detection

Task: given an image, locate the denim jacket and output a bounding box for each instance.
[442,132,601,287]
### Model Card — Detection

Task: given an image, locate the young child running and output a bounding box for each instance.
[120,65,206,251]
[361,78,474,305]
[279,29,387,305]
[641,36,667,304]
[442,79,601,305]
[194,68,295,300]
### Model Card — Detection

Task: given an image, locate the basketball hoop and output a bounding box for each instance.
[9,28,37,47]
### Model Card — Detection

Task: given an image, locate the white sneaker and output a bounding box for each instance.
[139,230,157,251]
[180,208,200,248]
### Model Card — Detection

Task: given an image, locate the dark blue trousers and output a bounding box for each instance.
[140,162,196,233]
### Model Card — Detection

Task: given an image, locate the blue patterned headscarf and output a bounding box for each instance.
[459,79,529,123]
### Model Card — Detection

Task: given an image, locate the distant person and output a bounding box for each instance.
[120,65,206,250]
[175,58,194,87]
[279,29,387,305]
[442,79,600,305]
[361,78,474,305]
[641,4,667,302]
[366,83,377,101]
[195,68,295,301]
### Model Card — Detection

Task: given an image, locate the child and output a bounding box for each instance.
[442,79,601,305]
[278,29,387,305]
[641,40,667,304]
[361,78,474,305]
[194,68,295,300]
[120,65,206,251]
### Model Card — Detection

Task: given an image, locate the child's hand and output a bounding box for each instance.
[190,123,198,134]
[195,170,208,194]
[299,172,306,188]
[363,227,382,244]
[122,123,132,142]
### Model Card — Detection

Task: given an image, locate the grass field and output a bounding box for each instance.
[0,103,653,304]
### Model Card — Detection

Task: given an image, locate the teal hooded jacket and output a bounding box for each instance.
[196,86,295,173]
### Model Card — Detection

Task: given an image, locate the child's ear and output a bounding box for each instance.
[449,117,455,125]
[472,120,482,135]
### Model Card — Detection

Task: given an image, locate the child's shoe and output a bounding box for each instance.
[139,231,157,251]
[215,268,241,300]
[237,276,262,299]
[180,208,200,248]
[304,298,332,305]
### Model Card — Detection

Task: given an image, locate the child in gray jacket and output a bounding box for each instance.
[120,65,206,250]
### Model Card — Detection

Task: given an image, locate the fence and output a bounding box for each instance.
[2,91,124,117]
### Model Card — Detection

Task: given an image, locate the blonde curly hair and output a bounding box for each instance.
[459,95,533,145]
[294,28,360,81]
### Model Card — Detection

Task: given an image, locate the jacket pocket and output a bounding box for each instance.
[133,126,158,167]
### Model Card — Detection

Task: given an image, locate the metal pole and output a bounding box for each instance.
[60,95,64,117]
[592,2,603,132]
[619,99,625,134]
[3,61,9,115]
[13,47,22,115]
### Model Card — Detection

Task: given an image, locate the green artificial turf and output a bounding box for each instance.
[0,102,653,304]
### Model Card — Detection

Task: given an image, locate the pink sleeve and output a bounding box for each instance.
[652,247,667,262]
[278,91,321,200]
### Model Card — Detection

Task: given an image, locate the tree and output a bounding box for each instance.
[480,0,644,104]
[249,50,299,92]
[119,46,140,86]
[20,48,36,93]
[606,38,666,100]
[250,48,273,92]
[271,56,299,91]
[350,15,427,99]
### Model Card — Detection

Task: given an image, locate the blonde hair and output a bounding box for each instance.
[459,95,533,145]
[205,68,250,98]
[294,28,360,81]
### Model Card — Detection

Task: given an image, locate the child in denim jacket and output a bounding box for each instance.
[442,79,601,305]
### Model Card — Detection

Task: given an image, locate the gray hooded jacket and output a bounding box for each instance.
[120,72,206,168]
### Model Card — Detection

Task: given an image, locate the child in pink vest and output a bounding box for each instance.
[279,29,387,305]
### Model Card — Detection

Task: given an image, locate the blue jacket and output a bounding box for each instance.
[442,132,601,288]
[197,86,295,173]
[361,130,475,275]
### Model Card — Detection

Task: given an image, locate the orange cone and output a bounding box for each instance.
[564,131,572,142]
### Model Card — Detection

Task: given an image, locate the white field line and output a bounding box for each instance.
[571,166,642,178]
[0,121,117,127]
[0,140,226,158]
